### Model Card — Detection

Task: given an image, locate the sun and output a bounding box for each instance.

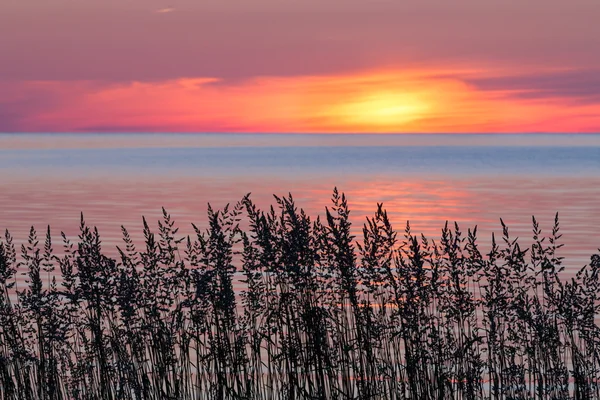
[335,90,431,129]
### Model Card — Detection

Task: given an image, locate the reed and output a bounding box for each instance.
[1,189,599,399]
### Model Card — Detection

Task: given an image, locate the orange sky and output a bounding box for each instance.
[2,0,600,133]
[2,66,600,133]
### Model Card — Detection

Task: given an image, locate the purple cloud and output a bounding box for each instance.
[466,69,600,104]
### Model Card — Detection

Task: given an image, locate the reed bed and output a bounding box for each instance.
[1,189,600,399]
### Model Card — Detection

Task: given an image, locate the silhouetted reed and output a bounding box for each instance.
[1,189,600,399]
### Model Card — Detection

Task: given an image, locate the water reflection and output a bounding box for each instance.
[2,134,599,273]
[1,173,598,272]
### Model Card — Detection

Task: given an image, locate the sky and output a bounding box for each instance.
[1,0,599,133]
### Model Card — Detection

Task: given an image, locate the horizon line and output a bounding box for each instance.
[2,131,600,135]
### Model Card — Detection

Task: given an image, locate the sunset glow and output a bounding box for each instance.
[2,67,600,133]
[1,0,599,133]
[329,89,431,129]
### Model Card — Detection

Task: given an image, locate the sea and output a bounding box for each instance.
[1,133,599,276]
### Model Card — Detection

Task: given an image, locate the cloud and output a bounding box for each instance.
[1,67,600,133]
[154,7,175,14]
[465,69,600,104]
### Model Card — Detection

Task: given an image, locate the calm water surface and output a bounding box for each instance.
[1,133,599,274]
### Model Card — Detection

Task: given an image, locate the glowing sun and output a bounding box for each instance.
[336,91,431,128]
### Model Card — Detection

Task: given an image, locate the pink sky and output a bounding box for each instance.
[1,0,599,132]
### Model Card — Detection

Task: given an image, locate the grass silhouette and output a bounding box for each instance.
[1,189,600,399]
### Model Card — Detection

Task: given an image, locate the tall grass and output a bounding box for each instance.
[1,189,599,399]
